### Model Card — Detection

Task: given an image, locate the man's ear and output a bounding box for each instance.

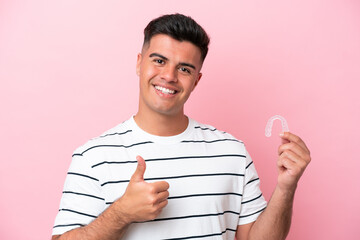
[136,53,142,76]
[193,73,202,91]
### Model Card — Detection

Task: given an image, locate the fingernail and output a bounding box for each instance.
[279,133,284,137]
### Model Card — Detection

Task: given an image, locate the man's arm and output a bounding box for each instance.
[236,132,311,240]
[52,156,169,240]
[52,200,131,240]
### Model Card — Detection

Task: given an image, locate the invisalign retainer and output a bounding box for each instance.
[265,115,289,137]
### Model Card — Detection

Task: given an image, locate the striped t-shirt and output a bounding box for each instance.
[53,116,267,239]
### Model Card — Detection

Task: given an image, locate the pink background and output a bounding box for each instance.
[1,0,359,239]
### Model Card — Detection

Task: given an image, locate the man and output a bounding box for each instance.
[52,14,311,239]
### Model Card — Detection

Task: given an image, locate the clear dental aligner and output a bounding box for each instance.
[265,115,289,137]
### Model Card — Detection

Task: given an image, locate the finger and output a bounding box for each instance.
[156,191,170,203]
[280,132,310,153]
[152,181,170,192]
[149,200,168,219]
[277,155,297,170]
[279,150,308,169]
[277,157,302,178]
[281,132,290,144]
[131,155,146,182]
[278,141,308,157]
[157,199,168,209]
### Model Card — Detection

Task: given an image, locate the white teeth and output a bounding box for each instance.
[154,85,175,94]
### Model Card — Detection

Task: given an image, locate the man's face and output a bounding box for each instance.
[136,34,203,118]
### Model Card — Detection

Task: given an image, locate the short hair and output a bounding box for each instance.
[143,13,210,62]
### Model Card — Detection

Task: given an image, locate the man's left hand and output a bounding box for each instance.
[277,132,311,192]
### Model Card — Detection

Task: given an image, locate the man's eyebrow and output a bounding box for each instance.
[149,53,196,70]
[149,53,168,61]
[179,62,196,70]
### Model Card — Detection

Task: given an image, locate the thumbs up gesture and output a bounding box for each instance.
[116,156,170,223]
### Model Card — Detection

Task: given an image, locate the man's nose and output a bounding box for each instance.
[160,65,177,82]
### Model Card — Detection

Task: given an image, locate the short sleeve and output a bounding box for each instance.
[52,152,106,235]
[238,150,267,225]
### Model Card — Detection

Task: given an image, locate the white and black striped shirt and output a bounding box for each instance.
[53,116,267,239]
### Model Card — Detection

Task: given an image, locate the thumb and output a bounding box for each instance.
[280,132,290,144]
[131,155,146,182]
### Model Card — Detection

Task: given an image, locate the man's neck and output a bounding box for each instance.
[133,111,189,137]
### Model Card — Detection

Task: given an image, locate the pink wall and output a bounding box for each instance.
[1,0,359,239]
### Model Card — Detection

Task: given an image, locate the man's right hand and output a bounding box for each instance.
[115,155,170,224]
[51,156,169,240]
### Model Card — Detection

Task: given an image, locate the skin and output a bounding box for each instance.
[52,155,169,240]
[237,132,311,239]
[52,34,203,240]
[52,34,311,240]
[134,34,203,136]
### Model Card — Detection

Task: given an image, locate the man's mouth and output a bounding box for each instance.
[154,85,177,95]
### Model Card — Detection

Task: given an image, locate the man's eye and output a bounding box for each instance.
[179,67,190,73]
[154,59,164,64]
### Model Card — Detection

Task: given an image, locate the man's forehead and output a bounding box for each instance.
[142,34,202,64]
[143,34,196,52]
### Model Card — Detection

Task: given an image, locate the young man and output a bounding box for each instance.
[52,14,311,240]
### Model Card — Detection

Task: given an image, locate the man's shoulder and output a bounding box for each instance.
[190,118,244,144]
[72,117,135,156]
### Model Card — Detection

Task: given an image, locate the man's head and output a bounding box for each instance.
[142,13,210,63]
[135,14,209,125]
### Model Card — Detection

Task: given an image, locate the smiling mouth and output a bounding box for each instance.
[154,85,177,95]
